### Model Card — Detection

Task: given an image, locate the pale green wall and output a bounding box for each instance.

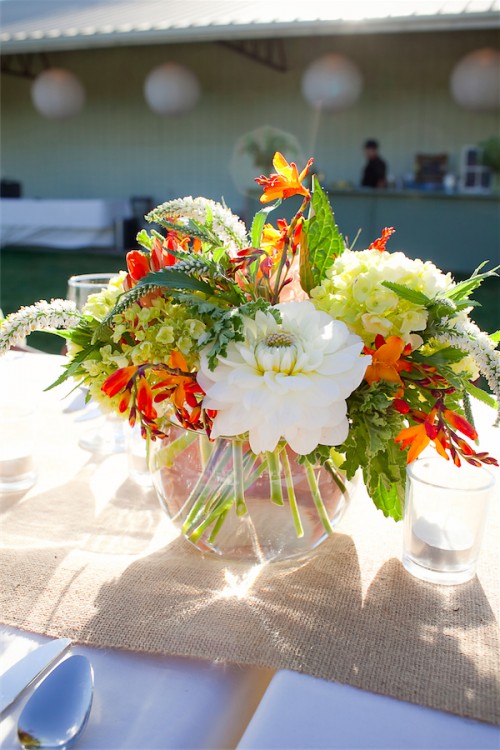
[1,29,499,216]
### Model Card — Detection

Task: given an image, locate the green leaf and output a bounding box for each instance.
[212,246,227,263]
[381,281,432,307]
[300,177,345,293]
[137,268,216,296]
[464,380,497,409]
[361,437,407,521]
[455,299,480,311]
[299,230,315,297]
[136,229,154,251]
[251,202,280,248]
[490,330,500,342]
[365,467,405,521]
[339,382,407,520]
[44,343,100,391]
[445,263,498,301]
[411,347,467,366]
[41,328,76,341]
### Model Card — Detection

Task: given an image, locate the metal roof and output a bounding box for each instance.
[1,0,499,54]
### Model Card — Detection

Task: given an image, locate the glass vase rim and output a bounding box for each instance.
[406,455,495,492]
[67,272,119,288]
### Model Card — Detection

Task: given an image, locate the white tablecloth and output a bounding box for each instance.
[0,353,498,749]
[0,198,132,249]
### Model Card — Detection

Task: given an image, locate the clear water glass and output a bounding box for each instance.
[67,273,118,310]
[66,272,125,454]
[402,456,495,585]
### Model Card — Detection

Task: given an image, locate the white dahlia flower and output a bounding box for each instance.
[197,301,371,455]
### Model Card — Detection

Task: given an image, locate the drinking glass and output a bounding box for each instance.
[67,273,119,310]
[67,273,125,454]
[402,456,495,585]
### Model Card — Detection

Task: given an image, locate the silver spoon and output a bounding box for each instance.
[17,655,93,749]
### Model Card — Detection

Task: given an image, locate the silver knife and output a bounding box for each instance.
[0,638,71,715]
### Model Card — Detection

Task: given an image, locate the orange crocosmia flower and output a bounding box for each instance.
[443,409,478,440]
[259,220,288,278]
[153,350,200,411]
[151,237,173,272]
[101,366,138,398]
[255,152,314,204]
[151,232,190,272]
[126,250,150,282]
[290,217,304,253]
[364,335,412,397]
[169,350,188,372]
[136,377,157,420]
[396,424,430,463]
[261,220,287,254]
[119,390,131,413]
[153,352,204,415]
[368,227,395,252]
[395,409,442,463]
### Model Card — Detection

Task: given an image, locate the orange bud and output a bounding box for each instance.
[137,377,157,420]
[444,410,478,440]
[126,250,150,282]
[102,366,137,397]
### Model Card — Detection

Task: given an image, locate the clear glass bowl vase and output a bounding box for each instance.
[150,426,355,563]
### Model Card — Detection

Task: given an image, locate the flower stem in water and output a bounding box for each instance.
[199,433,213,469]
[151,429,198,471]
[232,441,248,517]
[181,441,229,534]
[282,449,304,538]
[208,508,230,544]
[305,461,334,534]
[266,448,284,506]
[324,460,347,495]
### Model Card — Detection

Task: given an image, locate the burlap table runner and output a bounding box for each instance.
[1,354,499,725]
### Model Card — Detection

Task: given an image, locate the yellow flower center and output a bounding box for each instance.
[263,332,295,348]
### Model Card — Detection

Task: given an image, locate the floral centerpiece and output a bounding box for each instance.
[1,153,498,559]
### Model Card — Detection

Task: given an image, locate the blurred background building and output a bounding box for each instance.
[1,0,499,275]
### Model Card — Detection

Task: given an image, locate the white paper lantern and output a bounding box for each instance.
[450,49,500,112]
[31,68,85,120]
[144,63,200,116]
[301,54,363,112]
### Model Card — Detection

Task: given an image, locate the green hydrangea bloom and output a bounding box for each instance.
[311,249,453,346]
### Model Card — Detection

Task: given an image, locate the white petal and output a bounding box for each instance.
[196,368,214,393]
[278,373,312,392]
[263,371,287,394]
[211,409,251,439]
[320,417,349,446]
[284,427,321,455]
[227,367,261,389]
[248,422,281,453]
[235,345,258,367]
[326,400,348,425]
[319,343,365,375]
[320,319,350,351]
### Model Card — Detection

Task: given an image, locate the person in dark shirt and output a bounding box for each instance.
[361,139,388,188]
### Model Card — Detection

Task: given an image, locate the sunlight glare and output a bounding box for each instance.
[219,564,266,600]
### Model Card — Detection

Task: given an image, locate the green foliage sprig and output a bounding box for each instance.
[300,177,345,293]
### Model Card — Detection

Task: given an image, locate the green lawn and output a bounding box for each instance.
[1,247,498,354]
[1,248,125,352]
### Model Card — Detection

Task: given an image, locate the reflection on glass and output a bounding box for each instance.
[66,273,125,454]
[67,273,118,311]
